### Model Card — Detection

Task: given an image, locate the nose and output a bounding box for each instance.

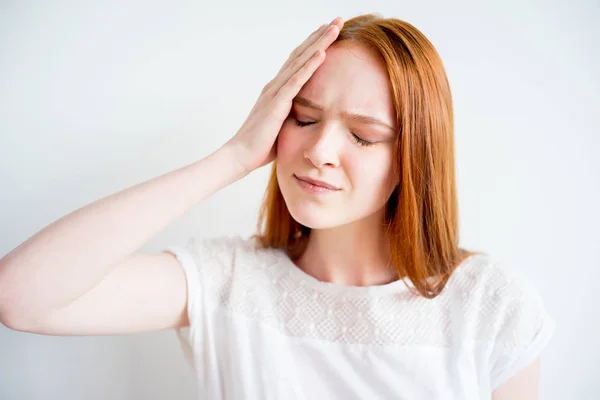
[303,125,341,168]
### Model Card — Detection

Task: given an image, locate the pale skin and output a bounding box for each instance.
[0,17,539,398]
[276,40,400,287]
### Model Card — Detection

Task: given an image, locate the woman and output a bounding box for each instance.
[0,13,554,399]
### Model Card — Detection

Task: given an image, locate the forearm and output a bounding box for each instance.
[0,144,247,319]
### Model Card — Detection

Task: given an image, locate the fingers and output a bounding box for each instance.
[272,23,339,93]
[262,22,329,96]
[286,17,342,70]
[267,17,342,91]
[328,17,343,31]
[277,23,329,75]
[273,49,326,112]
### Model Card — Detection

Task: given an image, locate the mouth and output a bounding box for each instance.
[294,174,341,193]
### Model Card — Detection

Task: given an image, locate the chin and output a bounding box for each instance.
[284,192,387,231]
[285,199,341,230]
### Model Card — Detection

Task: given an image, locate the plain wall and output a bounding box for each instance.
[1,0,598,398]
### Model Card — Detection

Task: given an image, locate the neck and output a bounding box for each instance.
[295,211,399,287]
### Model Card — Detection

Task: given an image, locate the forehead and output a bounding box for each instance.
[297,41,396,122]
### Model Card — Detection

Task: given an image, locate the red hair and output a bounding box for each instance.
[255,13,482,298]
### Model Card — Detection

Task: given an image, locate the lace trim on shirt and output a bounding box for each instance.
[185,236,548,351]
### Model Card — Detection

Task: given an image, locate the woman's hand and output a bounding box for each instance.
[226,17,343,173]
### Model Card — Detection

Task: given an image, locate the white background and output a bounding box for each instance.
[1,0,598,398]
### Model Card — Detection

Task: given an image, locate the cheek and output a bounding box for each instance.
[276,125,302,166]
[347,151,395,198]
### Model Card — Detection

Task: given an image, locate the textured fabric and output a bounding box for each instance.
[166,235,555,400]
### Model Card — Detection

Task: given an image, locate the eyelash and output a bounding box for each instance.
[294,119,374,147]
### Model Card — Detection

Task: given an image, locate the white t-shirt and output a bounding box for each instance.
[166,235,555,400]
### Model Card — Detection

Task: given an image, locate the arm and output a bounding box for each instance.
[0,145,247,335]
[0,17,343,336]
[492,358,541,400]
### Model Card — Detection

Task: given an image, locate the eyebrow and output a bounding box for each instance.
[293,96,395,133]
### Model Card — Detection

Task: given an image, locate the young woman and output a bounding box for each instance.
[0,13,555,400]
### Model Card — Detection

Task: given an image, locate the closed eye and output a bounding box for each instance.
[295,119,314,128]
[293,117,375,147]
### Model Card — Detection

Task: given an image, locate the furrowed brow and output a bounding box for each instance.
[293,96,395,133]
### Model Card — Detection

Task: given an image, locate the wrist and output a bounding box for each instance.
[216,142,252,180]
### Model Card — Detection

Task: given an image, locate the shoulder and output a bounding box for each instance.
[446,253,556,389]
[448,253,551,329]
[448,253,544,308]
[166,234,281,277]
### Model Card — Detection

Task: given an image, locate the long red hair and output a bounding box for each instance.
[255,13,482,299]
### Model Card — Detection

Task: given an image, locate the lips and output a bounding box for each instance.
[294,175,341,190]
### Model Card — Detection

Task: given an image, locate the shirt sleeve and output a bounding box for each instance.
[163,235,239,369]
[487,263,556,390]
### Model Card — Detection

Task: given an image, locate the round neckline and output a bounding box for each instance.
[276,248,414,297]
[276,248,481,298]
